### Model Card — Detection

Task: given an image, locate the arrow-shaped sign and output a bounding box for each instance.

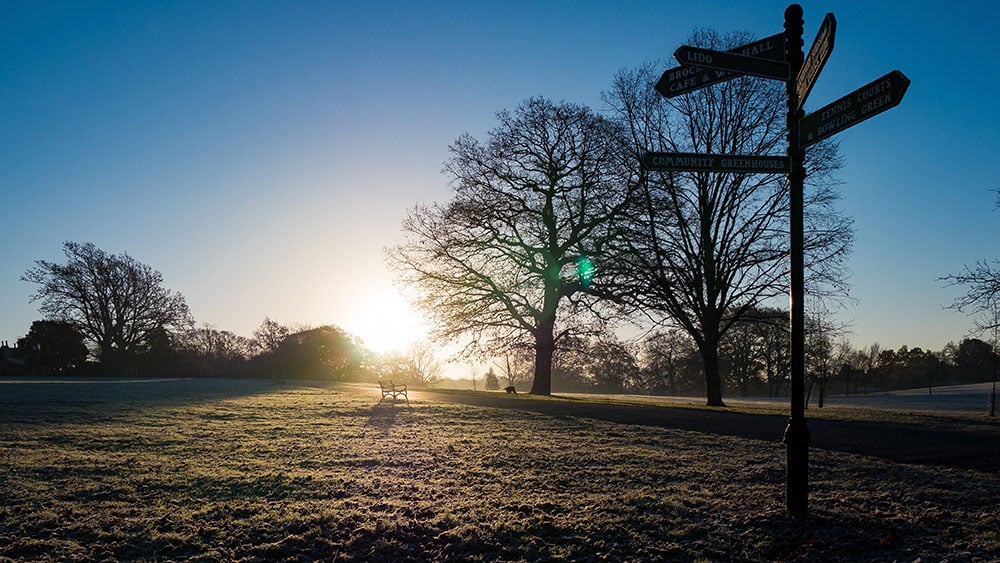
[655,33,785,98]
[642,152,790,173]
[799,70,910,147]
[796,13,836,111]
[674,45,790,81]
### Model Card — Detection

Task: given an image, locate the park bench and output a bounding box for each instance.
[378,380,409,404]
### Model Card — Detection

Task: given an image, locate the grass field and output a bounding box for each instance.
[1,378,998,561]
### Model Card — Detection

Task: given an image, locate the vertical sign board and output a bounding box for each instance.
[655,33,785,98]
[799,70,910,147]
[796,13,836,110]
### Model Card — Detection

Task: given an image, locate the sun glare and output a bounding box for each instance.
[346,289,427,354]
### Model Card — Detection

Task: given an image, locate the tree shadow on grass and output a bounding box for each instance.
[0,377,298,425]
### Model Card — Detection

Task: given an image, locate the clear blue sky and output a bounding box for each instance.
[2,1,998,356]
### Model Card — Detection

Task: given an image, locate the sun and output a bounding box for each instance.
[345,288,427,354]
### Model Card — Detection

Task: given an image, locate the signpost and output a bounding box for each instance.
[674,45,790,81]
[642,152,790,173]
[656,33,785,98]
[796,13,835,110]
[648,4,909,517]
[799,70,910,147]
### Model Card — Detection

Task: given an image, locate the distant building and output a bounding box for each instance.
[1,341,27,375]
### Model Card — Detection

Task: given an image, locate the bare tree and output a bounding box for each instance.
[803,310,852,408]
[589,337,640,394]
[942,188,1000,413]
[253,317,291,356]
[943,259,1000,334]
[408,341,443,386]
[603,31,852,406]
[856,342,883,395]
[387,97,634,395]
[639,329,700,396]
[720,317,764,397]
[749,307,790,398]
[942,189,1000,331]
[494,350,531,391]
[182,324,254,374]
[22,241,192,364]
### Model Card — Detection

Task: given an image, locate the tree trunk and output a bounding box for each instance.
[701,338,726,407]
[529,316,556,395]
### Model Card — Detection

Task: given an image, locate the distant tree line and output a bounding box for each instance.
[476,313,997,403]
[9,241,443,386]
[9,241,995,402]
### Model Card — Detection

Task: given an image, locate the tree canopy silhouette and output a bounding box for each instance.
[942,189,1000,345]
[388,97,635,395]
[603,30,853,406]
[22,241,192,365]
[17,320,89,375]
[265,325,368,380]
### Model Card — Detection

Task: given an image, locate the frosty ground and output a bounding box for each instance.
[1,378,997,561]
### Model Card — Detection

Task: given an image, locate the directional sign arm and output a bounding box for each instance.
[642,152,790,173]
[655,32,785,98]
[674,45,790,81]
[796,13,836,110]
[799,70,910,147]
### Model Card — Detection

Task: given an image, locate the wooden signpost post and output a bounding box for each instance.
[645,4,909,516]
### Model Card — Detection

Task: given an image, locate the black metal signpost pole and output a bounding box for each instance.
[783,3,811,518]
[648,1,906,519]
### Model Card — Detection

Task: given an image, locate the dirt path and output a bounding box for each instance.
[415,391,1000,472]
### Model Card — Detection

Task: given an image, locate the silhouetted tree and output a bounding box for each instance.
[942,188,1000,334]
[407,341,443,386]
[17,320,88,375]
[604,31,852,406]
[638,329,702,396]
[269,325,366,380]
[495,350,531,391]
[388,97,634,396]
[551,336,596,393]
[134,327,189,377]
[182,324,254,375]
[857,342,884,394]
[803,314,840,408]
[253,317,291,356]
[589,337,640,394]
[484,367,501,391]
[944,260,1000,333]
[952,338,995,382]
[749,308,790,398]
[720,317,764,397]
[22,242,192,368]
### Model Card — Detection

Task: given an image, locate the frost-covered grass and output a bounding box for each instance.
[1,379,998,561]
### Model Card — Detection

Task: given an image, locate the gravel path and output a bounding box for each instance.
[416,390,1000,472]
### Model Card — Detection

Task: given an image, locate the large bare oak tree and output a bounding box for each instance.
[22,241,192,364]
[604,31,853,406]
[387,98,633,395]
